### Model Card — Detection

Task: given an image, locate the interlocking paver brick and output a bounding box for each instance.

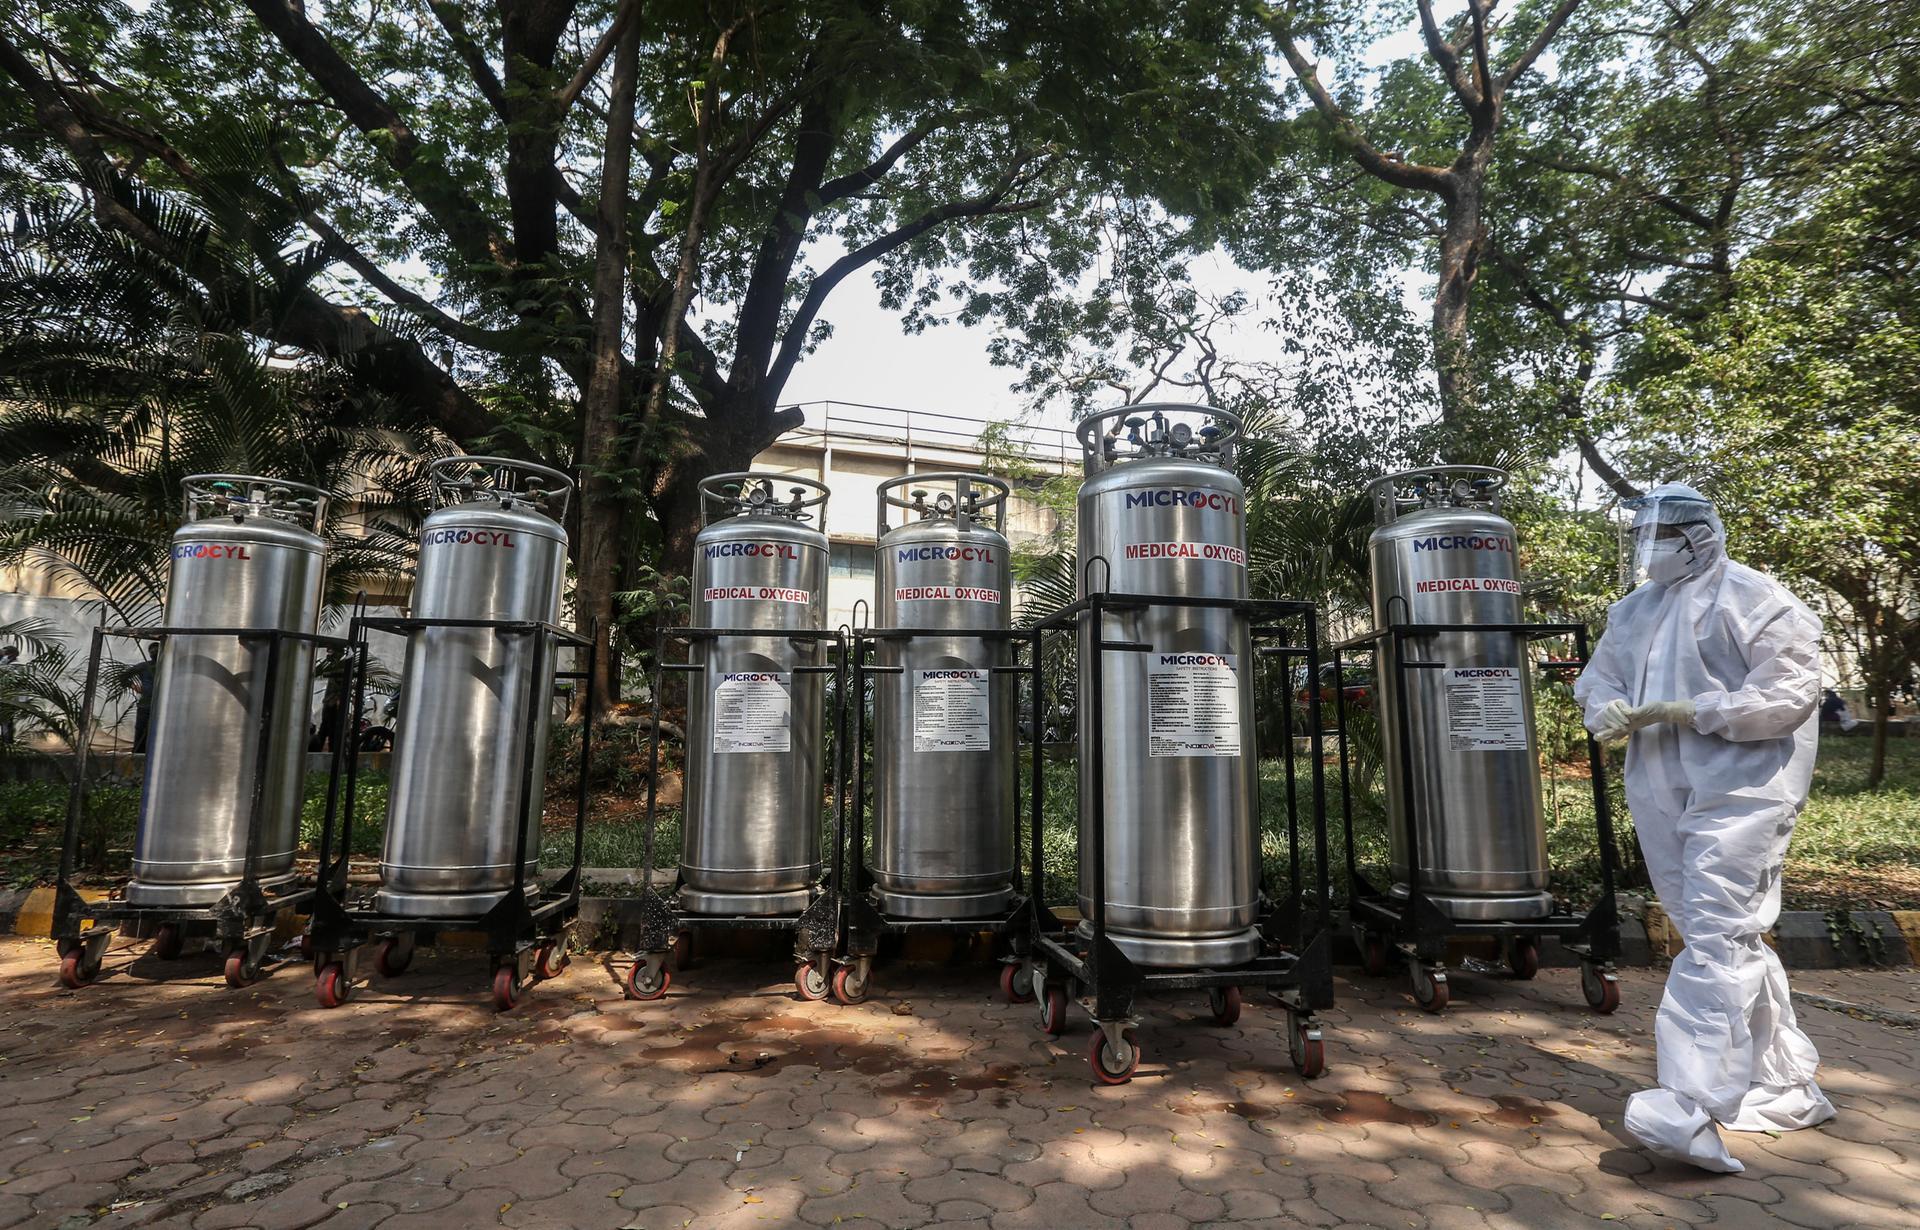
[3,939,1917,1229]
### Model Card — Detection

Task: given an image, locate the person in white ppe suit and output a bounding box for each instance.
[1574,483,1834,1173]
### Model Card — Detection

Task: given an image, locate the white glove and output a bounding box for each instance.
[1592,698,1634,745]
[1628,699,1696,731]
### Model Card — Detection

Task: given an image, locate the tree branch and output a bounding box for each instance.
[557,0,643,116]
[241,0,508,264]
[815,119,945,208]
[1497,0,1583,91]
[0,31,498,445]
[1268,21,1454,196]
[1416,0,1480,111]
[764,154,1057,395]
[427,2,508,120]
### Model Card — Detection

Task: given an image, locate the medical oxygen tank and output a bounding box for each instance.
[1367,466,1550,920]
[1075,404,1259,968]
[375,458,571,917]
[870,473,1017,918]
[128,476,329,905]
[680,473,831,915]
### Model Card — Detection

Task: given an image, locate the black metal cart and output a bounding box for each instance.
[834,621,1038,1005]
[304,613,595,1012]
[1332,621,1623,1015]
[1024,591,1336,1085]
[622,626,848,1003]
[52,622,348,990]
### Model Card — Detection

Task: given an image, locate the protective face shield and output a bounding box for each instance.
[1626,484,1724,586]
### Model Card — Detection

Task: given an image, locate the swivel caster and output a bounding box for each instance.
[1000,961,1035,1004]
[1360,933,1391,977]
[1207,985,1242,1027]
[1581,963,1620,1014]
[832,963,871,1005]
[1288,1012,1326,1078]
[626,961,671,1001]
[1037,983,1069,1036]
[535,941,570,981]
[223,949,261,989]
[314,962,351,1008]
[1410,963,1449,1013]
[375,934,416,978]
[1507,935,1540,980]
[794,961,830,1002]
[58,946,101,990]
[491,965,523,1012]
[151,923,185,962]
[1089,1026,1141,1085]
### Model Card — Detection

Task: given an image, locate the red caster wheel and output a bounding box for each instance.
[1582,964,1620,1015]
[535,943,569,981]
[298,930,314,960]
[1288,1013,1326,1079]
[1507,936,1540,981]
[1000,962,1034,1004]
[1089,1029,1141,1085]
[794,962,830,1002]
[152,923,184,962]
[1361,934,1390,977]
[375,934,415,979]
[1411,964,1449,1014]
[492,965,522,1012]
[1037,983,1068,1036]
[314,963,350,1009]
[58,949,97,990]
[223,950,260,989]
[1207,985,1242,1027]
[626,962,671,1001]
[832,965,871,1005]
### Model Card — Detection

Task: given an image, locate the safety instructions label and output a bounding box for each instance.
[913,669,991,752]
[1413,576,1521,595]
[1146,653,1242,757]
[713,672,791,753]
[1443,667,1529,751]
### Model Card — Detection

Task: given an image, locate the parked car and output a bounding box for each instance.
[1295,662,1372,710]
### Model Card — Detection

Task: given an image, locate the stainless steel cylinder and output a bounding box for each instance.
[870,473,1017,919]
[376,458,571,917]
[128,476,329,906]
[1075,406,1260,969]
[1367,467,1550,921]
[680,473,830,916]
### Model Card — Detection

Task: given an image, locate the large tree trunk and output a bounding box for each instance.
[573,16,640,718]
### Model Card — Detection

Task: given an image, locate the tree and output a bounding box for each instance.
[0,0,1288,710]
[1263,0,1582,441]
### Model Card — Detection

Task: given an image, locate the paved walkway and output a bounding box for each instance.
[2,936,1916,1229]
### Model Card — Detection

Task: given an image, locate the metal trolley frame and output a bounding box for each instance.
[1332,620,1623,1015]
[305,613,596,1012]
[622,625,848,1004]
[53,622,349,991]
[835,620,1038,1005]
[1025,590,1336,1085]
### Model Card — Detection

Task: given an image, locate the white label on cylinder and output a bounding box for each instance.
[713,672,791,753]
[913,669,992,752]
[893,586,1002,603]
[703,586,812,604]
[1413,577,1521,594]
[1146,653,1242,757]
[1122,541,1247,566]
[1443,667,1529,750]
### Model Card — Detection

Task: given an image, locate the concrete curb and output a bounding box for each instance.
[6,885,1914,971]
